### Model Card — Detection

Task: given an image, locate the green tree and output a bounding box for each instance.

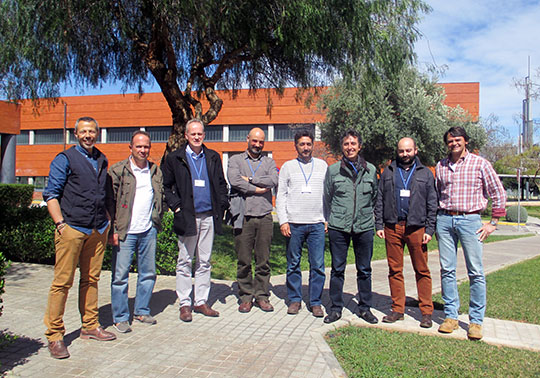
[319,65,486,168]
[0,0,428,151]
[493,146,540,175]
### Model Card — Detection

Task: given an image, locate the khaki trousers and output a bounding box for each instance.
[384,223,433,315]
[44,224,108,341]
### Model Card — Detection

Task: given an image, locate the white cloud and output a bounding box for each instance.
[415,0,540,138]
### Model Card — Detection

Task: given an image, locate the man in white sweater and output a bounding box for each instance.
[276,129,328,317]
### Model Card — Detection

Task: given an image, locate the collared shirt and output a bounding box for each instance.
[436,151,506,218]
[43,144,109,235]
[185,144,212,213]
[127,157,154,234]
[394,163,416,219]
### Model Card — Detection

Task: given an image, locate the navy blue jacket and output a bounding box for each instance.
[374,157,438,236]
[162,144,229,236]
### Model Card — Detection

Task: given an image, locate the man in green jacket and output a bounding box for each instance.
[108,130,164,333]
[323,129,378,324]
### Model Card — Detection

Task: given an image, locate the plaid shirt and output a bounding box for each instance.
[436,151,506,218]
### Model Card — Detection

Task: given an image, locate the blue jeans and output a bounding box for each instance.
[111,227,157,323]
[286,223,326,306]
[328,228,374,313]
[436,213,486,324]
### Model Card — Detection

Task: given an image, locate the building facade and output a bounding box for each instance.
[4,84,479,193]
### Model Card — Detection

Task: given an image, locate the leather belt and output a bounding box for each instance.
[440,210,481,216]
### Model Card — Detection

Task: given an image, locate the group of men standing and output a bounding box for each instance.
[42,115,505,360]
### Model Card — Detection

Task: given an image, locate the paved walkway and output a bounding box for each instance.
[1,232,540,377]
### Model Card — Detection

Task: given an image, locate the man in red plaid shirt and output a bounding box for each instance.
[435,126,506,341]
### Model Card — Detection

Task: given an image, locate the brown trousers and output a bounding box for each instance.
[44,224,108,341]
[384,223,433,315]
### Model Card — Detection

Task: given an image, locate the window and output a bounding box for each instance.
[16,130,30,145]
[204,125,223,142]
[229,125,268,141]
[146,126,171,143]
[107,127,140,143]
[33,176,48,191]
[274,124,315,141]
[34,129,65,145]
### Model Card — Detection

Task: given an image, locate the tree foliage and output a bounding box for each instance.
[0,0,428,151]
[319,65,486,168]
[493,146,540,175]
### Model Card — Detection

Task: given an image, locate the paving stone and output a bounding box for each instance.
[2,235,540,377]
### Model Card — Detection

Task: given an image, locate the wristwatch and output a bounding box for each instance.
[489,219,498,227]
[248,177,253,183]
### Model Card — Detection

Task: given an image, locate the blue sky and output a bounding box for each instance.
[414,0,540,140]
[62,1,540,141]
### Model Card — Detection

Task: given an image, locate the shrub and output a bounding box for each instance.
[0,184,33,210]
[506,205,528,223]
[101,212,179,275]
[0,207,55,263]
[0,251,9,317]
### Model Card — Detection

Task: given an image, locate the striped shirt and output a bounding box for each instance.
[436,151,506,218]
[276,157,328,224]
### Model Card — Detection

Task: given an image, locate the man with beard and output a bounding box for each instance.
[227,127,278,313]
[374,137,437,328]
[276,129,328,317]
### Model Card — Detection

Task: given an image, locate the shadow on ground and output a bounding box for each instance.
[0,330,44,375]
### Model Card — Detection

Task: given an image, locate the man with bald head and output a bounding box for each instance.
[227,127,278,313]
[374,137,437,328]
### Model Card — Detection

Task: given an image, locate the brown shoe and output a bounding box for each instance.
[255,299,274,312]
[48,340,70,359]
[80,326,116,341]
[467,323,483,340]
[238,301,253,313]
[179,306,192,322]
[438,318,459,333]
[382,311,404,323]
[287,302,301,315]
[420,314,433,328]
[311,305,324,318]
[193,303,220,317]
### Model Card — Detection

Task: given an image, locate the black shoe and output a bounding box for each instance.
[358,310,378,324]
[323,311,342,324]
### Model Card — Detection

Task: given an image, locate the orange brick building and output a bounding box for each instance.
[1,83,479,191]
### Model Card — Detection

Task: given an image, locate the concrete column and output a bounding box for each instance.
[268,124,274,141]
[1,133,16,183]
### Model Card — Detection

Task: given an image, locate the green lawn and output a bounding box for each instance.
[524,205,540,219]
[210,223,534,280]
[433,255,540,324]
[328,248,540,377]
[326,326,540,378]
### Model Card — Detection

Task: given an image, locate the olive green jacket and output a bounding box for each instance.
[323,158,378,233]
[108,158,164,241]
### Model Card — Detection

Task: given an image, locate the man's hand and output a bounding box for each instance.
[280,223,291,237]
[254,187,269,194]
[109,233,119,246]
[325,222,328,234]
[241,175,249,182]
[376,230,385,239]
[422,233,432,244]
[476,222,496,242]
